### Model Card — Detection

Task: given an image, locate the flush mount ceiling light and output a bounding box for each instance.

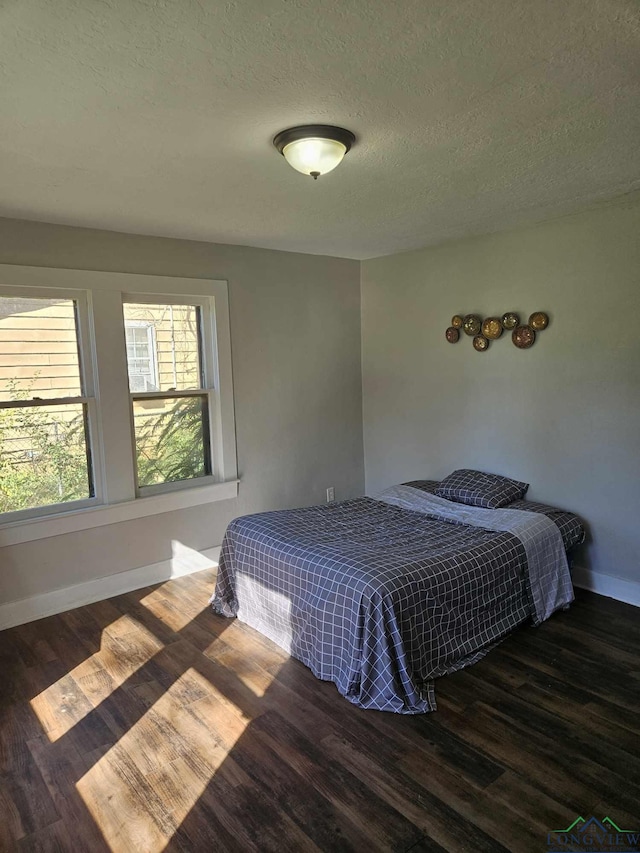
[273,125,356,180]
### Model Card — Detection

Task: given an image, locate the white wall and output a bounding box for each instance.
[361,196,640,586]
[0,218,364,607]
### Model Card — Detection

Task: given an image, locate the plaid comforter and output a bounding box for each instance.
[211,485,584,713]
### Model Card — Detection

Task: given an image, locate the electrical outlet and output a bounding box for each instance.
[326,487,335,503]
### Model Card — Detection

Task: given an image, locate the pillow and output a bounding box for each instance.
[435,469,529,509]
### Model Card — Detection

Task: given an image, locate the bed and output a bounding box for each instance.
[210,472,584,714]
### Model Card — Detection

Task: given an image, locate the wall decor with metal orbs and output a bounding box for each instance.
[445,311,550,351]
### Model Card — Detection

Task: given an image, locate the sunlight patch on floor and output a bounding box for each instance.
[29,615,164,741]
[216,646,279,698]
[213,621,291,698]
[138,539,219,632]
[139,586,204,632]
[75,659,285,853]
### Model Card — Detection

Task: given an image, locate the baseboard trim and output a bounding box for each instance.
[572,565,640,608]
[0,544,221,631]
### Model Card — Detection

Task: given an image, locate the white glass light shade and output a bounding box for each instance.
[282,137,347,177]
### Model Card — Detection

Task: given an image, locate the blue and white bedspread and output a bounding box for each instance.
[210,484,583,714]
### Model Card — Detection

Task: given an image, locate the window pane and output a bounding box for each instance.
[0,296,82,401]
[123,303,201,392]
[0,402,93,513]
[133,395,209,488]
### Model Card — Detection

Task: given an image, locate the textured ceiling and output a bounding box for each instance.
[1,0,639,259]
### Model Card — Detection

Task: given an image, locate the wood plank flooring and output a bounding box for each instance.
[1,570,639,852]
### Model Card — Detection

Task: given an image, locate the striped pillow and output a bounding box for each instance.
[435,469,529,509]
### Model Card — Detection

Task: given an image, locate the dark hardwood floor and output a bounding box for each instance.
[1,570,639,852]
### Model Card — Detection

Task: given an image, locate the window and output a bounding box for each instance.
[0,292,97,516]
[0,266,237,531]
[122,300,212,492]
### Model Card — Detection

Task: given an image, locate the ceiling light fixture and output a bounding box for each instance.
[273,125,356,180]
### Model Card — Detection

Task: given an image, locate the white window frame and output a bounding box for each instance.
[0,265,238,547]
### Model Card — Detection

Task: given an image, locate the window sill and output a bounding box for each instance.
[0,479,239,547]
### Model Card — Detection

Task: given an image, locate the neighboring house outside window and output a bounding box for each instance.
[125,321,159,393]
[0,266,237,535]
